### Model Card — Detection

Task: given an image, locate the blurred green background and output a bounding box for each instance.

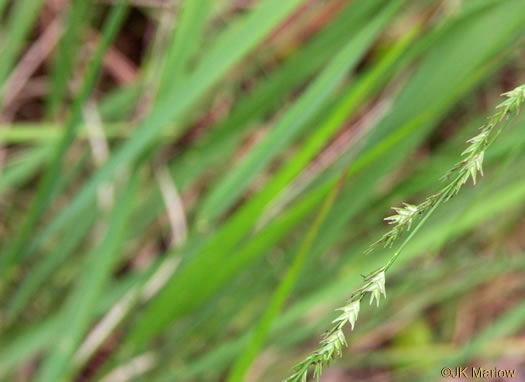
[1,0,525,381]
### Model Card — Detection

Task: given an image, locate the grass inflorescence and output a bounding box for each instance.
[285,84,525,382]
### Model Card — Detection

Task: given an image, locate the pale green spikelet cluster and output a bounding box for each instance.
[367,84,525,254]
[284,84,525,382]
[285,270,385,382]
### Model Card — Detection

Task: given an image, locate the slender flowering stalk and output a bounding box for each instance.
[285,85,525,382]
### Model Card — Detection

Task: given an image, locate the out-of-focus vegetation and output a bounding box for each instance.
[1,1,525,381]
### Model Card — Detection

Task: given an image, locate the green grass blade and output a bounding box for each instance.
[0,2,128,283]
[0,122,129,142]
[23,0,308,263]
[115,0,386,253]
[131,28,416,345]
[227,178,342,382]
[156,0,212,98]
[280,0,525,275]
[46,0,93,119]
[34,171,138,382]
[6,210,97,320]
[124,1,405,351]
[195,0,404,226]
[125,0,525,352]
[167,0,383,195]
[0,145,51,197]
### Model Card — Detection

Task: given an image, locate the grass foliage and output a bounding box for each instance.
[1,1,525,381]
